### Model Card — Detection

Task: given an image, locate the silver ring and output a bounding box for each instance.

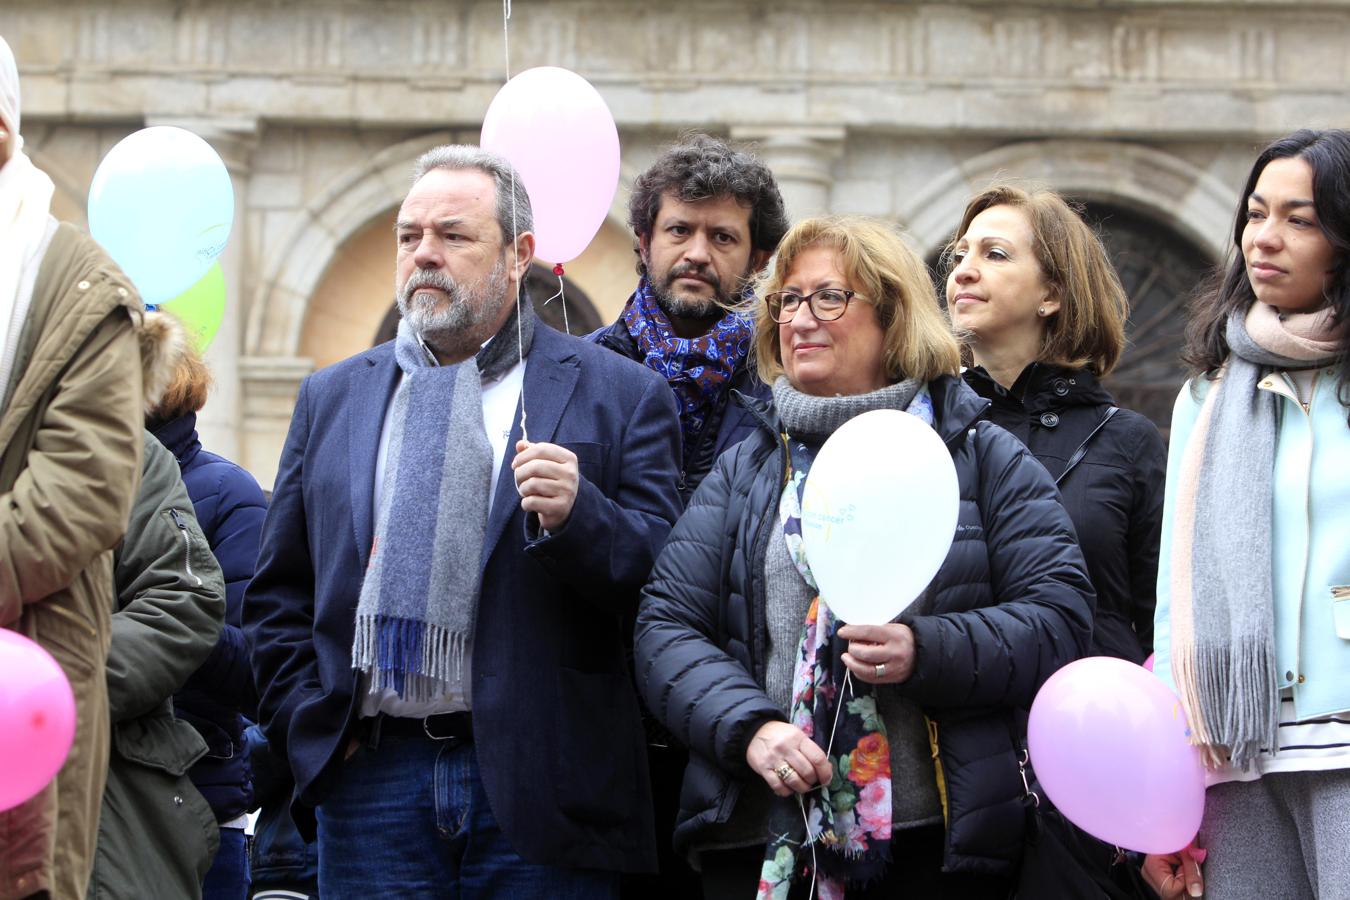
[874,663,886,679]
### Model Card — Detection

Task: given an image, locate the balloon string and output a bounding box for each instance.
[501,0,527,442]
[544,267,570,335]
[799,653,855,900]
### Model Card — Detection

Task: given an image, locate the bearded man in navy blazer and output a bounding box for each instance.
[243,145,683,898]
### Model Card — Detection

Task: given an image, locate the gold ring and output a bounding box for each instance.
[875,663,886,679]
[774,763,796,782]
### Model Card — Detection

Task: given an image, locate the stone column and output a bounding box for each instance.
[147,116,260,462]
[238,357,314,492]
[730,126,846,220]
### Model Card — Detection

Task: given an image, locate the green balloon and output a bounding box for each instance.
[160,262,225,351]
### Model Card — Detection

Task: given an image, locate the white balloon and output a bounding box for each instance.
[800,409,959,625]
[88,126,234,305]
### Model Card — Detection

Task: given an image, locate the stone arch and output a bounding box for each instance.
[904,140,1234,263]
[246,133,640,360]
[245,131,463,359]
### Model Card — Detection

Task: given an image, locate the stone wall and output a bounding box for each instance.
[4,0,1348,486]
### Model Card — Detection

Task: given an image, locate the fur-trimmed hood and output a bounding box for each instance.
[138,310,193,418]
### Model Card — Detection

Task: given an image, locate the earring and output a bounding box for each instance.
[1037,306,1046,317]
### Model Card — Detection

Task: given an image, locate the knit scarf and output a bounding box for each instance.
[621,275,754,457]
[758,376,935,900]
[1169,301,1346,769]
[351,302,534,701]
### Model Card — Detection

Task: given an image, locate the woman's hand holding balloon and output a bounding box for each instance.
[746,721,833,798]
[839,623,916,684]
[1142,843,1206,898]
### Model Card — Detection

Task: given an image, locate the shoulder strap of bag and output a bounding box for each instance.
[1054,406,1119,486]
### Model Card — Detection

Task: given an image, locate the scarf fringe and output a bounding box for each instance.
[1177,639,1281,769]
[353,614,469,702]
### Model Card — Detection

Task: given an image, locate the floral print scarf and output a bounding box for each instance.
[621,275,753,459]
[757,438,892,900]
[758,387,934,900]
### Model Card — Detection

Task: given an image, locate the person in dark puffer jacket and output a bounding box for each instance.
[947,185,1166,666]
[144,311,267,900]
[635,217,1095,899]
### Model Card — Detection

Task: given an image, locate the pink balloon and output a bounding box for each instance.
[481,67,620,265]
[1028,656,1205,854]
[1143,653,1156,672]
[0,629,77,811]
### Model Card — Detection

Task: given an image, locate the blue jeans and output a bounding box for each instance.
[315,733,620,899]
[202,826,250,900]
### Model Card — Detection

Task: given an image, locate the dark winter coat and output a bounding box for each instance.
[634,375,1095,877]
[245,324,683,873]
[590,316,769,503]
[87,434,226,899]
[964,364,1166,663]
[151,412,267,823]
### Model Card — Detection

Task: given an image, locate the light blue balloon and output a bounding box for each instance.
[88,126,235,306]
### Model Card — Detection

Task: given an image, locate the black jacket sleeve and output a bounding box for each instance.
[900,422,1095,710]
[1125,418,1167,655]
[635,450,785,778]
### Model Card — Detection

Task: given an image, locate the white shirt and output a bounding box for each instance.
[360,355,526,719]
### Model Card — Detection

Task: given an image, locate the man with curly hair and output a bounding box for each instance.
[591,134,788,505]
[590,135,787,900]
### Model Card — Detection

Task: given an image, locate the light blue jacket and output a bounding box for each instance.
[1154,366,1350,720]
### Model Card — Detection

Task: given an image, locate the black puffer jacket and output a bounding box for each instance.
[634,375,1094,877]
[964,364,1166,663]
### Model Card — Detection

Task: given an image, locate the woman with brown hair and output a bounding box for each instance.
[946,185,1167,664]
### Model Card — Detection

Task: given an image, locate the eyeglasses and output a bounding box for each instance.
[763,288,860,323]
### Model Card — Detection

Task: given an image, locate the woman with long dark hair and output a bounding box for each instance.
[1145,129,1350,899]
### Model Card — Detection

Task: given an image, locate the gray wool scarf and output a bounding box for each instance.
[351,301,535,701]
[771,375,925,439]
[1177,307,1341,767]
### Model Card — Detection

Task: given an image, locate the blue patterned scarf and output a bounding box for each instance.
[621,275,754,457]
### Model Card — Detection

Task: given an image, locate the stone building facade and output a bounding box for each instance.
[4,0,1348,487]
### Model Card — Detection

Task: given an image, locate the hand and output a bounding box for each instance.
[838,623,916,684]
[511,440,580,533]
[1141,842,1206,899]
[745,721,833,798]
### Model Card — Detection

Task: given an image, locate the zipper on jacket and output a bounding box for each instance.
[926,717,949,828]
[169,508,204,587]
[749,433,791,684]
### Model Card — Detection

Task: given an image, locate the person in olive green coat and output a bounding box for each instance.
[86,432,226,900]
[0,35,145,900]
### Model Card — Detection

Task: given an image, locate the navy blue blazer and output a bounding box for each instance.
[243,323,683,873]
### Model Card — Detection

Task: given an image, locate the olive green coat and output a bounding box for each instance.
[86,434,225,900]
[0,223,144,900]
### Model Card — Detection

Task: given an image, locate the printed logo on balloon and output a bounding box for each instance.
[88,126,234,350]
[800,410,960,625]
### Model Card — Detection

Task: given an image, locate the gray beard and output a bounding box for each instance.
[396,260,509,359]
